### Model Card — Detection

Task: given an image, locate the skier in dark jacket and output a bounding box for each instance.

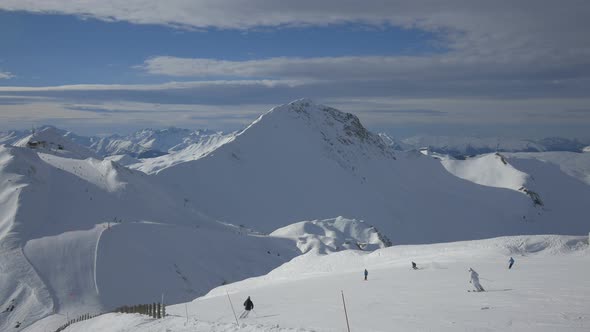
[244,296,254,311]
[508,257,515,269]
[412,262,418,270]
[240,296,254,318]
[364,269,368,281]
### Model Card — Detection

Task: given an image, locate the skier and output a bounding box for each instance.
[4,299,15,313]
[469,268,485,292]
[508,257,515,269]
[412,262,418,270]
[240,296,254,318]
[364,269,368,281]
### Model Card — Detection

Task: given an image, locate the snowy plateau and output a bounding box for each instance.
[0,99,587,332]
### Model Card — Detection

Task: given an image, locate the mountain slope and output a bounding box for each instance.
[131,133,234,174]
[46,234,590,332]
[506,151,590,186]
[440,151,590,220]
[0,142,307,331]
[13,126,99,160]
[2,133,397,330]
[0,142,233,330]
[155,99,587,244]
[441,153,542,204]
[89,128,226,158]
[1,99,589,331]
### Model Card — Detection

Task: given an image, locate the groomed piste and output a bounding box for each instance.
[50,234,589,332]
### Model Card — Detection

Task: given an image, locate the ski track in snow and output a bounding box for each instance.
[52,235,590,332]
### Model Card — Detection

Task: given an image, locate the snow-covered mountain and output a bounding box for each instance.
[0,126,228,159]
[153,99,588,243]
[0,143,304,331]
[13,126,100,160]
[536,137,588,152]
[400,135,588,156]
[130,133,234,174]
[0,129,28,145]
[378,132,412,151]
[1,99,589,331]
[440,151,590,195]
[88,127,227,158]
[441,153,541,204]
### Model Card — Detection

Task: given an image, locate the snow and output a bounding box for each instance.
[104,154,141,166]
[1,99,589,331]
[52,235,590,332]
[23,225,106,315]
[131,133,234,174]
[0,144,223,330]
[94,222,299,310]
[270,217,390,254]
[401,136,590,156]
[402,135,546,155]
[377,132,411,151]
[153,99,588,243]
[89,127,226,157]
[506,151,590,186]
[1,126,228,158]
[120,127,220,153]
[438,151,590,224]
[441,153,529,192]
[20,217,390,331]
[0,130,26,145]
[14,126,99,160]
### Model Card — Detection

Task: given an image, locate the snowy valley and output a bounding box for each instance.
[0,100,588,331]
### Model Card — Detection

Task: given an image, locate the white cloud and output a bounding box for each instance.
[2,96,589,139]
[4,1,589,106]
[1,0,589,60]
[0,79,305,92]
[139,54,590,83]
[0,71,14,79]
[0,2,588,138]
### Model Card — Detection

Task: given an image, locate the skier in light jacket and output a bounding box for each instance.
[469,268,485,292]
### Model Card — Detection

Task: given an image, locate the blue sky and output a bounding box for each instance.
[0,11,442,86]
[0,1,589,140]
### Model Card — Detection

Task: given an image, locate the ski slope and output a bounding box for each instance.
[1,99,590,331]
[53,235,590,332]
[21,217,391,332]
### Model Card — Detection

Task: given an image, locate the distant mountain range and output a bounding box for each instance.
[387,134,589,157]
[0,126,226,159]
[1,125,588,163]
